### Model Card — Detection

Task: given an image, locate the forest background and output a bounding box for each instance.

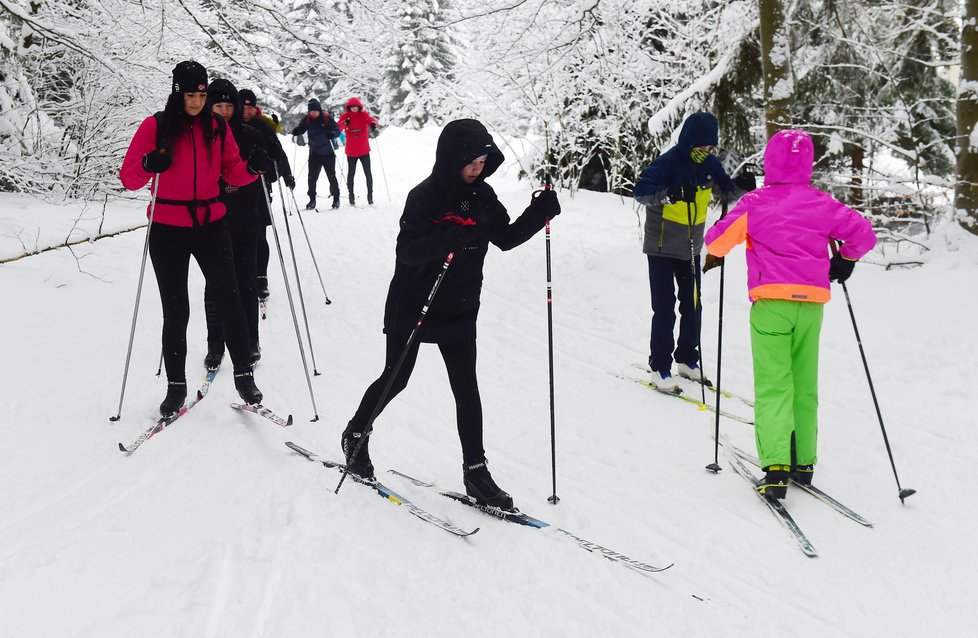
[2,0,976,262]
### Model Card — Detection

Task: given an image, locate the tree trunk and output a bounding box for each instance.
[758,0,792,139]
[956,0,978,235]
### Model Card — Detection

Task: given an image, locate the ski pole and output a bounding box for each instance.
[372,136,391,202]
[532,181,560,505]
[272,173,322,376]
[830,240,915,503]
[686,198,707,406]
[110,175,160,422]
[335,251,456,495]
[285,182,333,305]
[706,199,728,474]
[155,349,163,377]
[260,175,320,421]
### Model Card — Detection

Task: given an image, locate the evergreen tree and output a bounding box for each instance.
[378,0,456,129]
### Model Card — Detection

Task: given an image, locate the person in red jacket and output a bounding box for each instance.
[338,97,378,205]
[119,61,269,415]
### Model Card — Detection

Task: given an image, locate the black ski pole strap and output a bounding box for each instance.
[154,196,219,228]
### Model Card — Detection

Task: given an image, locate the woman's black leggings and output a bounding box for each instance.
[351,333,485,464]
[346,154,373,197]
[149,218,252,381]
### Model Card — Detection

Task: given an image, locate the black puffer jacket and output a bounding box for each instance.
[383,119,548,342]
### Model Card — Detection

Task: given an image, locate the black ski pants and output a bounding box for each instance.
[346,154,373,198]
[257,230,270,278]
[204,233,259,351]
[648,254,702,374]
[149,218,252,381]
[351,333,485,465]
[308,150,339,201]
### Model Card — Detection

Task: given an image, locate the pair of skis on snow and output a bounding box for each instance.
[721,434,872,558]
[618,364,755,425]
[285,441,672,577]
[117,367,292,455]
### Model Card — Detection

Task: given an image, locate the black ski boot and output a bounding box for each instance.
[257,276,270,301]
[341,422,375,479]
[204,340,224,370]
[305,197,316,210]
[367,192,374,205]
[233,370,263,405]
[463,460,514,510]
[349,193,356,206]
[331,196,340,209]
[757,464,790,499]
[160,381,187,416]
[791,464,814,485]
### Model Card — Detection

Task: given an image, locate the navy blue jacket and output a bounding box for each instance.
[293,114,341,156]
[633,112,742,259]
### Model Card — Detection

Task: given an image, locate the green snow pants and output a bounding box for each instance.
[750,299,824,469]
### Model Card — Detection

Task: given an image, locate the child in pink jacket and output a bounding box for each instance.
[704,129,877,498]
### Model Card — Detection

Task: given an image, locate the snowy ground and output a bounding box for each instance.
[1,127,975,637]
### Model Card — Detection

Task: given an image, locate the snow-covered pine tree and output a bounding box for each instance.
[377,0,456,129]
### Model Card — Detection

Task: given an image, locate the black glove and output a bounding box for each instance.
[370,123,378,132]
[247,147,272,175]
[681,182,698,203]
[530,189,561,219]
[290,127,300,136]
[828,254,856,282]
[344,118,351,127]
[142,150,171,174]
[283,175,296,190]
[665,186,683,204]
[703,254,724,273]
[734,172,757,192]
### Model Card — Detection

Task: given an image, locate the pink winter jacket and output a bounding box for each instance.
[338,97,377,158]
[705,130,877,303]
[120,114,258,227]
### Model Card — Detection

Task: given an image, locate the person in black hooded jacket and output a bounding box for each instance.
[341,119,561,510]
[202,79,266,370]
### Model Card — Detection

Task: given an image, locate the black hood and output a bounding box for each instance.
[432,119,504,185]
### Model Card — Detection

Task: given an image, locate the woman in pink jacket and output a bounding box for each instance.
[338,97,378,205]
[119,61,269,416]
[704,129,877,499]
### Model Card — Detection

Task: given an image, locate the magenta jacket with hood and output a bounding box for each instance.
[120,114,258,227]
[705,130,876,303]
[338,97,377,158]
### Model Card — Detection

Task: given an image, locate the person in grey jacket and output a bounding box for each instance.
[633,112,752,391]
[291,98,341,209]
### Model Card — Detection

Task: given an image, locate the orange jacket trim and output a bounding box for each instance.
[748,283,830,303]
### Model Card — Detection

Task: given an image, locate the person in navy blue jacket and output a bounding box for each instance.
[633,112,751,391]
[291,98,341,209]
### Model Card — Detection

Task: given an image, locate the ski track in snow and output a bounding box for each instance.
[0,127,976,636]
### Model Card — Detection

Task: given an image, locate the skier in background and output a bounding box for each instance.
[341,119,561,511]
[704,129,877,498]
[119,61,267,415]
[291,98,341,210]
[338,97,378,205]
[202,79,265,370]
[240,88,294,301]
[633,112,752,392]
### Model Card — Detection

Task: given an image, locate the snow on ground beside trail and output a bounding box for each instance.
[0,126,976,637]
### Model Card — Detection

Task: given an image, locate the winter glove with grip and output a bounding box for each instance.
[703,254,724,273]
[828,254,856,282]
[283,175,296,190]
[530,189,561,218]
[247,147,272,175]
[143,150,171,174]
